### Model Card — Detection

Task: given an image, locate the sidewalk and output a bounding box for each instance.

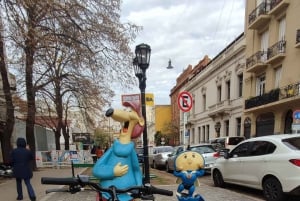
[0,167,264,201]
[0,167,86,201]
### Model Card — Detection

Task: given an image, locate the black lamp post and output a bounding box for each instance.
[133,43,151,184]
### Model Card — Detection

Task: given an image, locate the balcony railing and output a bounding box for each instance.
[267,40,286,62]
[246,51,268,72]
[245,82,300,110]
[249,1,270,25]
[245,88,280,110]
[280,82,300,99]
[269,0,290,15]
[270,0,282,9]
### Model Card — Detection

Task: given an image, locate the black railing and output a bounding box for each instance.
[246,51,267,69]
[297,29,300,44]
[245,82,300,110]
[267,40,286,59]
[249,1,270,25]
[280,82,300,99]
[270,0,282,10]
[245,88,280,109]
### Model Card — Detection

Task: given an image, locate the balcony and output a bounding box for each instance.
[269,0,290,16]
[279,82,300,100]
[208,99,231,119]
[248,1,271,30]
[266,40,286,64]
[245,88,280,110]
[245,82,300,110]
[296,29,300,48]
[246,51,268,73]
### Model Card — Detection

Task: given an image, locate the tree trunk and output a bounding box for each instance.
[0,16,14,163]
[24,10,37,170]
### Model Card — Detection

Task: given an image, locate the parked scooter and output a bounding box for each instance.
[0,163,13,178]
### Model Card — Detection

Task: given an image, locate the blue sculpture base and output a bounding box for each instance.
[176,193,205,201]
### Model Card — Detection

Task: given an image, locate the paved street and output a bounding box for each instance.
[0,167,263,201]
[1,167,299,201]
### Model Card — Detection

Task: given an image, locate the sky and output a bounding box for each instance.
[115,0,246,107]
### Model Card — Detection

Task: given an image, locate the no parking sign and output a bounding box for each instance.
[177,91,193,112]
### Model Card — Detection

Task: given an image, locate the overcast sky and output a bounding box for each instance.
[115,0,246,107]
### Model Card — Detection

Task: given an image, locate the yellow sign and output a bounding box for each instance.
[121,93,154,106]
[145,93,154,106]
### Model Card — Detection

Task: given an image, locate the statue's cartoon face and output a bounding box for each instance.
[175,151,204,171]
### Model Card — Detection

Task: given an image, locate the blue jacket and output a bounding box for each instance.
[10,138,34,179]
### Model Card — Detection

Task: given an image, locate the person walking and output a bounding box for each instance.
[95,145,103,159]
[10,137,36,201]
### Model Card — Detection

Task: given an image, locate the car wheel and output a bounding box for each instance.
[212,169,225,188]
[263,177,285,201]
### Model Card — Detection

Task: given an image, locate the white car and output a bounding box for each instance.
[166,144,219,173]
[149,146,174,169]
[211,134,300,201]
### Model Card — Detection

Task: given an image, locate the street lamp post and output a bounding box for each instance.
[133,43,151,184]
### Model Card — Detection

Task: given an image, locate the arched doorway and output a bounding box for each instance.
[244,117,251,139]
[284,110,293,134]
[256,113,275,137]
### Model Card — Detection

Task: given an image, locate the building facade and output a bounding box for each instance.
[183,34,246,145]
[244,0,300,136]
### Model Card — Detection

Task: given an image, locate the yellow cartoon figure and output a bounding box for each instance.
[174,151,205,201]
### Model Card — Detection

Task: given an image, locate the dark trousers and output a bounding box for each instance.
[16,178,36,199]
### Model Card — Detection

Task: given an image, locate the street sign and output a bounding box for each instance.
[178,91,193,112]
[293,110,300,120]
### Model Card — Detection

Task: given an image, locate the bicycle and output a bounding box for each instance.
[41,174,173,201]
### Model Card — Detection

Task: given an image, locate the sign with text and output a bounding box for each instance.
[178,91,193,112]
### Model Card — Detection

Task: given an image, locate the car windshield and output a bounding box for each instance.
[282,137,300,150]
[190,145,215,154]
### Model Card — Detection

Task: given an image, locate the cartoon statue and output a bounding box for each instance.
[174,151,205,201]
[92,101,144,201]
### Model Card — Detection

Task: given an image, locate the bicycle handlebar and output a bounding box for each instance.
[41,175,173,198]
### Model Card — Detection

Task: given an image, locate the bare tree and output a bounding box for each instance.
[0,14,15,163]
[2,0,140,159]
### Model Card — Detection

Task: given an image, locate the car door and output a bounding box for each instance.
[240,140,276,188]
[222,142,252,183]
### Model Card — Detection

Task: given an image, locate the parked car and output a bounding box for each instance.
[166,144,219,173]
[165,146,184,172]
[211,134,300,201]
[135,146,144,164]
[149,146,174,169]
[189,144,220,173]
[209,136,245,151]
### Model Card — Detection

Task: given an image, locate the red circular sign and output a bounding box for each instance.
[177,91,193,112]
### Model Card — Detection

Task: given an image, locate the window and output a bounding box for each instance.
[256,74,266,96]
[274,67,282,88]
[231,142,252,157]
[249,141,276,156]
[198,127,201,143]
[278,17,286,41]
[226,80,230,100]
[225,120,229,137]
[236,117,241,136]
[206,125,210,143]
[217,85,222,102]
[261,30,269,62]
[261,31,268,56]
[202,94,206,111]
[238,74,243,97]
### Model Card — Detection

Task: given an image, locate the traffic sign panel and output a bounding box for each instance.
[178,91,193,112]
